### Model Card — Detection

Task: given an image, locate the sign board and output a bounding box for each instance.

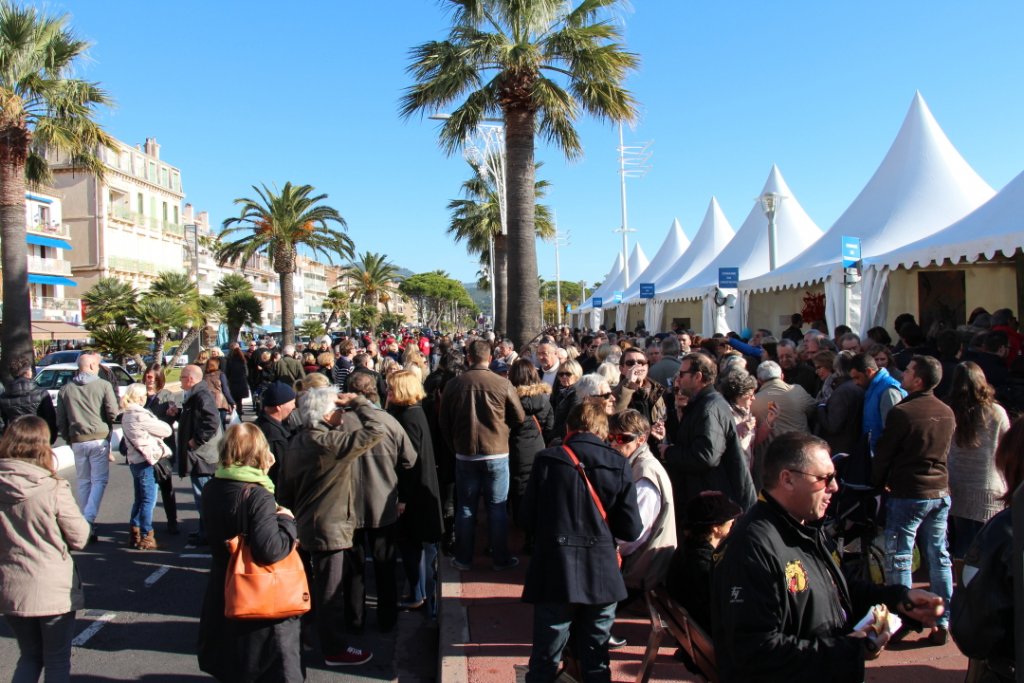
[639,283,655,299]
[592,297,603,308]
[842,235,862,268]
[613,291,623,304]
[718,267,739,289]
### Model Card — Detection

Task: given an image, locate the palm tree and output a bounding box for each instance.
[340,252,401,333]
[447,156,554,334]
[0,2,114,379]
[82,278,138,331]
[89,325,148,369]
[401,0,638,348]
[217,182,351,347]
[298,319,326,341]
[145,270,218,368]
[322,288,350,331]
[135,297,189,366]
[214,273,262,343]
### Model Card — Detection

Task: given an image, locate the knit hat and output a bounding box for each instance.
[489,359,509,374]
[685,491,742,528]
[262,381,296,408]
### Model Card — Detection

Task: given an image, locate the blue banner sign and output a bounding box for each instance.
[613,291,623,304]
[842,235,862,268]
[592,297,603,308]
[719,267,739,289]
[639,283,655,299]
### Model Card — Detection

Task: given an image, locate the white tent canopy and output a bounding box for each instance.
[653,197,736,297]
[577,253,623,312]
[621,219,690,303]
[600,243,649,309]
[860,167,1024,328]
[741,92,995,333]
[660,165,823,302]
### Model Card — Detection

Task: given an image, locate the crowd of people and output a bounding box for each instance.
[0,307,1020,681]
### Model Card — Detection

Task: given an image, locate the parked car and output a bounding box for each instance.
[33,362,136,405]
[36,350,85,374]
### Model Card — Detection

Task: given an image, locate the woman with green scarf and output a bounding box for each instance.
[196,423,302,682]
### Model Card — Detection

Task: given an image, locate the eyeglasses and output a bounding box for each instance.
[556,372,574,378]
[677,369,699,376]
[788,469,837,487]
[609,433,640,445]
[622,359,648,367]
[595,392,613,400]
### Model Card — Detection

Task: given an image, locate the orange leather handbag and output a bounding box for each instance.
[223,486,311,620]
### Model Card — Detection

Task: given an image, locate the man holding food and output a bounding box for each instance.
[712,432,944,683]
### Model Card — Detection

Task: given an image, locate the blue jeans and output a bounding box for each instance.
[4,612,76,683]
[526,602,617,682]
[884,496,952,626]
[191,474,213,537]
[129,462,158,534]
[398,540,439,612]
[455,458,511,566]
[72,439,110,525]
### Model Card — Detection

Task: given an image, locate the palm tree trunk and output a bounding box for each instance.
[275,242,296,348]
[504,108,540,349]
[494,233,508,336]
[170,327,201,368]
[0,126,32,383]
[153,331,167,367]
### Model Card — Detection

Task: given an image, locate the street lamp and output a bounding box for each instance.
[758,192,785,272]
[615,122,651,289]
[553,218,570,326]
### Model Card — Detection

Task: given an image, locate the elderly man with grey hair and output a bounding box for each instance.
[535,341,560,387]
[56,351,119,542]
[777,338,820,397]
[276,387,386,667]
[173,363,222,546]
[751,360,816,440]
[274,343,306,385]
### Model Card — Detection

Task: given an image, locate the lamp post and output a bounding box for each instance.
[758,192,785,272]
[553,219,569,326]
[614,122,651,289]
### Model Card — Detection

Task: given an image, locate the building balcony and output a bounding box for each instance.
[162,221,184,238]
[27,255,72,276]
[27,222,71,239]
[31,296,80,314]
[108,205,143,226]
[108,256,161,276]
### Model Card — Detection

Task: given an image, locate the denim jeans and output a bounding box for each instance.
[884,495,952,626]
[398,539,439,611]
[4,612,76,683]
[191,474,213,537]
[129,462,158,534]
[455,457,511,566]
[72,439,110,524]
[526,602,617,683]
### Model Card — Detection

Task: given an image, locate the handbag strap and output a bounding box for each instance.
[561,444,609,524]
[234,484,256,537]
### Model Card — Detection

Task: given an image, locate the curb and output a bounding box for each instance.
[438,557,470,683]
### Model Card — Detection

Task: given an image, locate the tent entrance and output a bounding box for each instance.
[918,271,965,333]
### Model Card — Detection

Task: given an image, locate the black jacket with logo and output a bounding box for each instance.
[712,492,907,683]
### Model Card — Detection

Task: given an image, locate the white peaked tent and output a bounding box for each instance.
[861,167,1024,329]
[575,252,623,330]
[741,92,995,333]
[622,219,690,303]
[660,165,823,336]
[606,244,649,330]
[644,198,735,332]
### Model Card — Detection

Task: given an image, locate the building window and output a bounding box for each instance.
[171,173,180,191]
[137,193,144,215]
[148,161,156,181]
[162,202,168,222]
[135,155,144,176]
[160,167,169,187]
[173,206,179,224]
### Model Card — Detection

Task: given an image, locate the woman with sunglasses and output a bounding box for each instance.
[574,374,616,416]
[550,360,582,444]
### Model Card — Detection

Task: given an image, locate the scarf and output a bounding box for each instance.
[215,463,275,494]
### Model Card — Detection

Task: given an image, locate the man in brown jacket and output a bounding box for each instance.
[440,338,525,571]
[872,355,955,644]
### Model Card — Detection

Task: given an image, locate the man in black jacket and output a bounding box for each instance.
[712,432,945,683]
[171,364,222,545]
[0,354,57,442]
[522,401,641,682]
[255,381,296,485]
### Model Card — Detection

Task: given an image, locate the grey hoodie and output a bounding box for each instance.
[56,372,119,443]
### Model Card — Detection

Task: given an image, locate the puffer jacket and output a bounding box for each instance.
[121,403,173,466]
[0,376,58,443]
[0,459,90,616]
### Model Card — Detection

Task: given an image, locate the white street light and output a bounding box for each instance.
[615,122,651,289]
[758,192,786,272]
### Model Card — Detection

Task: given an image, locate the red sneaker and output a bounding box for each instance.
[325,647,373,666]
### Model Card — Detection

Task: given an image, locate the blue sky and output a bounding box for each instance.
[52,1,1024,287]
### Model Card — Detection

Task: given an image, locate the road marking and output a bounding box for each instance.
[181,553,211,559]
[144,565,170,587]
[72,612,116,647]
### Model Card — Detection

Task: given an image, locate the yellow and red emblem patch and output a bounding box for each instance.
[785,560,808,593]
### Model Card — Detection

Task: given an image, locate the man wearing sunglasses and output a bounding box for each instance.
[713,432,946,683]
[613,348,667,439]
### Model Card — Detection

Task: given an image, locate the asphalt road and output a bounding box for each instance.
[0,406,438,682]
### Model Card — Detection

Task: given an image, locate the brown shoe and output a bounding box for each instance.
[128,526,141,549]
[136,530,158,551]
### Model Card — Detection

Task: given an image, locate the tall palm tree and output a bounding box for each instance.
[146,270,217,368]
[447,156,554,334]
[82,277,138,331]
[135,297,189,366]
[217,182,351,347]
[401,0,638,348]
[321,287,349,331]
[340,252,402,334]
[0,2,114,379]
[214,273,262,343]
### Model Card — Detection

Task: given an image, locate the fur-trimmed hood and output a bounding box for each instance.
[517,382,552,398]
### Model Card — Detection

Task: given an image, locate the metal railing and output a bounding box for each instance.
[27,255,72,275]
[31,296,80,311]
[27,222,71,239]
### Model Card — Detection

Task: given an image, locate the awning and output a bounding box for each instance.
[28,274,77,287]
[262,325,282,334]
[26,234,72,250]
[30,321,90,341]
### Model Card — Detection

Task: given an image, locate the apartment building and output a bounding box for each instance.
[25,190,81,323]
[47,137,187,293]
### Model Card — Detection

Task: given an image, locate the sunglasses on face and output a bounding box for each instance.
[789,469,837,487]
[596,392,614,400]
[609,433,639,445]
[556,371,573,377]
[622,359,648,367]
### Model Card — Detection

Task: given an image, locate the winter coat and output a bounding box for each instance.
[389,403,444,543]
[273,356,306,385]
[144,390,178,467]
[0,459,90,617]
[120,403,173,466]
[177,380,222,477]
[440,366,525,458]
[549,383,580,445]
[275,399,385,551]
[521,433,642,605]
[613,378,667,427]
[510,383,553,499]
[255,412,293,485]
[197,479,302,682]
[712,492,909,683]
[224,354,250,402]
[664,385,757,521]
[347,406,417,529]
[56,372,119,443]
[751,378,816,437]
[815,376,864,459]
[0,376,58,443]
[872,390,955,499]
